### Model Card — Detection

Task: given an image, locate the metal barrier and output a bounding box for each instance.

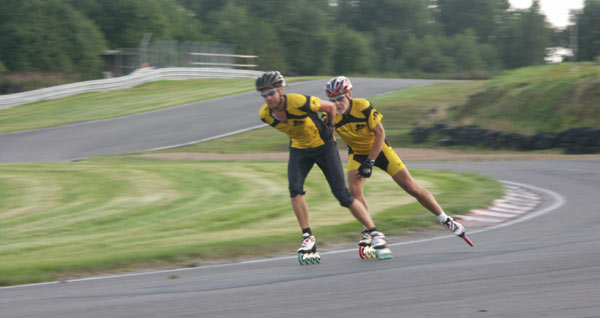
[0,67,264,109]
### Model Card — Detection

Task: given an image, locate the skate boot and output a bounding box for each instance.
[442,216,474,246]
[358,230,372,246]
[359,231,392,260]
[297,234,320,265]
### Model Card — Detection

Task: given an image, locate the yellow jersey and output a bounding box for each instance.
[259,93,334,149]
[334,98,383,154]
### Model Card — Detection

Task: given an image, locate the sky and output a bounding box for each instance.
[509,0,584,28]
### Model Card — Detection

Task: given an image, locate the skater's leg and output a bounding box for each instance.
[392,168,466,235]
[314,143,376,229]
[392,168,444,216]
[288,148,315,230]
[291,194,310,229]
[348,170,369,211]
[348,200,376,229]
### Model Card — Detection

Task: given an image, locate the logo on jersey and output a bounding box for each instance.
[294,120,305,126]
[373,111,380,119]
[355,124,366,131]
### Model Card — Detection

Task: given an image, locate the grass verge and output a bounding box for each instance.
[0,157,501,286]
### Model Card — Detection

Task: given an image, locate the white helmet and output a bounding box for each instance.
[325,76,352,97]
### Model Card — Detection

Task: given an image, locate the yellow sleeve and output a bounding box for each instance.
[367,104,383,130]
[259,104,276,126]
[354,98,383,130]
[286,93,322,114]
[308,96,321,112]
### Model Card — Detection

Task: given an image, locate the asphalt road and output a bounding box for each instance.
[2,78,599,317]
[0,78,440,162]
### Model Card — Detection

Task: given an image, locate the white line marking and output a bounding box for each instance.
[488,206,528,214]
[493,202,534,211]
[470,209,518,218]
[456,215,504,222]
[1,180,566,290]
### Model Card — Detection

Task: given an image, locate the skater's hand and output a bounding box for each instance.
[358,159,374,178]
[322,115,334,129]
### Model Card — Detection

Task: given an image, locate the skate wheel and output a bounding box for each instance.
[375,248,393,260]
[314,253,321,264]
[362,246,375,259]
[298,253,306,265]
[359,246,366,259]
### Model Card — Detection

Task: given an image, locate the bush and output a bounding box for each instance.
[0,73,78,95]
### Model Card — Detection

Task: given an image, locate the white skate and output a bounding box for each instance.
[359,231,392,260]
[442,216,474,246]
[297,234,320,265]
[358,230,372,246]
[442,216,465,235]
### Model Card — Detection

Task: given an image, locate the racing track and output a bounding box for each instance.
[0,78,440,162]
[1,79,599,317]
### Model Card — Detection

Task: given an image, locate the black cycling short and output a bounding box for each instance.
[288,141,354,207]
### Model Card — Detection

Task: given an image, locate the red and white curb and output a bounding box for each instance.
[456,183,541,228]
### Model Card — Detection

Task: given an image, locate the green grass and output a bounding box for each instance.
[447,62,600,134]
[0,157,502,286]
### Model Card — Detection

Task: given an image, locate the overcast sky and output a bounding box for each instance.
[509,0,584,28]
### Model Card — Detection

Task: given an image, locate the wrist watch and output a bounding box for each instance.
[366,159,375,166]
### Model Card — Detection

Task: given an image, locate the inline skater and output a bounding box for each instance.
[324,76,471,254]
[257,72,392,264]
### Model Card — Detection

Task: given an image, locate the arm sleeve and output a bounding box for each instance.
[362,102,383,130]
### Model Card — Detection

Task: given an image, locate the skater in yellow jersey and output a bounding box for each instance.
[256,71,392,264]
[324,76,471,255]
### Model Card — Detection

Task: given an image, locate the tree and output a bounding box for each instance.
[576,0,600,61]
[71,0,203,48]
[0,0,106,77]
[499,0,552,68]
[206,3,288,72]
[335,0,432,36]
[277,0,333,75]
[434,0,510,42]
[444,30,486,72]
[331,27,372,74]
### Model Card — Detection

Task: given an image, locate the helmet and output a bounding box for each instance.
[325,76,352,97]
[256,71,286,91]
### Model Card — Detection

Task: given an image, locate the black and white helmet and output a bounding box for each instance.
[256,71,286,91]
[325,76,352,97]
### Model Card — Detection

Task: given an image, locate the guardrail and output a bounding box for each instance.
[0,67,264,110]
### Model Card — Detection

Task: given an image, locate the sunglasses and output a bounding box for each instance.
[260,89,277,98]
[329,95,346,102]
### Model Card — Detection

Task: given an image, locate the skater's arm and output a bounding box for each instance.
[368,123,385,161]
[318,101,337,127]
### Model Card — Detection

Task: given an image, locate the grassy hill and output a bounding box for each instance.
[421,62,600,135]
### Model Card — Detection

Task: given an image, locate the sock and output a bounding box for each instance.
[367,227,378,233]
[302,227,312,237]
[438,212,449,223]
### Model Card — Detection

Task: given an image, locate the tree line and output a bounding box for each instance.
[0,0,599,80]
